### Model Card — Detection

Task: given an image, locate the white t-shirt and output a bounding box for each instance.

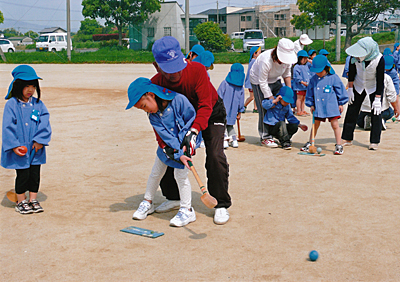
[249,49,291,98]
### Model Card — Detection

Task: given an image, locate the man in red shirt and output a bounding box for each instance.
[150,36,231,225]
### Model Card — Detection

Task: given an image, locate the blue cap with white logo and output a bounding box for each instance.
[152,36,187,74]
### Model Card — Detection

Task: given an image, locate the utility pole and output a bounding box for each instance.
[67,0,71,61]
[185,0,190,54]
[217,1,219,24]
[336,0,341,62]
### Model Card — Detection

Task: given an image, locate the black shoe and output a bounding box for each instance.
[15,200,34,214]
[29,199,44,213]
[282,143,292,150]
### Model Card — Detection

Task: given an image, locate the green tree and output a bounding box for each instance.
[193,22,231,52]
[82,0,162,46]
[0,10,4,23]
[0,10,5,62]
[293,0,400,49]
[24,31,38,38]
[3,28,22,37]
[78,18,102,35]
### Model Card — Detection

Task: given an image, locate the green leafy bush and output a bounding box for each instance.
[194,22,231,52]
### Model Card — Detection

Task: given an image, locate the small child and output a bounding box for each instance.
[186,44,204,62]
[393,43,400,73]
[293,50,311,117]
[126,77,202,227]
[262,86,307,149]
[193,50,214,75]
[217,63,246,148]
[1,65,52,214]
[301,55,348,155]
[383,55,400,121]
[244,46,261,113]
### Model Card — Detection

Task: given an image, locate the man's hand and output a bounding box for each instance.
[372,97,382,115]
[181,129,197,156]
[347,88,354,105]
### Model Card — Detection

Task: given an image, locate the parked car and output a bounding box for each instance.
[0,39,15,53]
[242,30,265,52]
[231,32,244,39]
[36,33,72,52]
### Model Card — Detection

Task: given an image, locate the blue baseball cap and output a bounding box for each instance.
[152,36,187,74]
[297,50,308,58]
[278,86,294,104]
[249,46,261,63]
[309,55,335,74]
[193,50,214,70]
[308,49,316,56]
[226,63,245,87]
[6,65,42,99]
[189,44,204,57]
[383,48,392,56]
[126,77,177,110]
[319,49,329,55]
[384,55,394,70]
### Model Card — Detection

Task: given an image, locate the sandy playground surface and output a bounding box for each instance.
[1,63,400,281]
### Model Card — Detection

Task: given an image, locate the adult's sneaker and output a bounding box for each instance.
[282,143,292,150]
[261,139,278,148]
[214,207,230,225]
[334,144,344,155]
[15,200,34,214]
[29,199,44,213]
[170,207,196,227]
[155,200,180,213]
[231,140,239,148]
[132,200,154,220]
[300,141,311,152]
[224,140,229,149]
[369,143,379,150]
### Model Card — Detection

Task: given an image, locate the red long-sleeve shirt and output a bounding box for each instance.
[151,61,218,132]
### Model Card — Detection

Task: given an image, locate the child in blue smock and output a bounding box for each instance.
[262,86,307,149]
[244,46,261,113]
[217,63,245,148]
[393,43,399,73]
[383,55,400,121]
[126,78,202,227]
[301,55,348,155]
[1,65,52,214]
[293,50,311,117]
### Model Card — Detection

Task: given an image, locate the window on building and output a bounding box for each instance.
[246,16,252,21]
[274,14,286,20]
[209,15,217,22]
[164,27,171,37]
[241,16,245,21]
[275,27,286,37]
[221,15,226,23]
[148,28,155,38]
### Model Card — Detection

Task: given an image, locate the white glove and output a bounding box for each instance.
[372,97,382,115]
[347,87,354,105]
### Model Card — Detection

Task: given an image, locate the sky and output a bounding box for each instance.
[0,0,294,33]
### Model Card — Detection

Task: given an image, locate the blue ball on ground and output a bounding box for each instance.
[309,250,319,261]
[317,147,322,154]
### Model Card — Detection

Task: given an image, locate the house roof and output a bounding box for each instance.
[261,6,290,13]
[39,27,66,33]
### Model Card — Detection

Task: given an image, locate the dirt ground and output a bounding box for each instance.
[1,63,400,281]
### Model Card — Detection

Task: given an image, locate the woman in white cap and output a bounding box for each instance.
[341,37,385,150]
[249,38,297,147]
[293,34,313,54]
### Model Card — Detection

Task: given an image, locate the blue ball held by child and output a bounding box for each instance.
[309,250,319,261]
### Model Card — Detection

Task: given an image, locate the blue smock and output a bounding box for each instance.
[385,68,400,95]
[217,80,245,126]
[292,64,311,91]
[305,73,348,118]
[2,97,51,169]
[149,94,202,169]
[342,56,351,79]
[245,58,256,89]
[262,99,299,126]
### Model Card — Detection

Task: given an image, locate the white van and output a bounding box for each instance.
[242,30,265,52]
[231,32,244,39]
[36,33,72,52]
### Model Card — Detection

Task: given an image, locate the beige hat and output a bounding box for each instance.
[277,38,297,64]
[299,34,313,45]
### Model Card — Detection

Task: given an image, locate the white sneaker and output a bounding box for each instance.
[369,143,379,150]
[132,200,154,220]
[170,207,196,227]
[224,140,229,149]
[231,140,239,148]
[214,207,230,225]
[155,200,180,213]
[261,139,278,148]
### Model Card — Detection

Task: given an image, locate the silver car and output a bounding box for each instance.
[0,39,15,53]
[242,30,265,52]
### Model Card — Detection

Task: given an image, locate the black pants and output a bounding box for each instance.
[267,121,298,146]
[15,165,41,195]
[160,97,231,209]
[342,89,382,144]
